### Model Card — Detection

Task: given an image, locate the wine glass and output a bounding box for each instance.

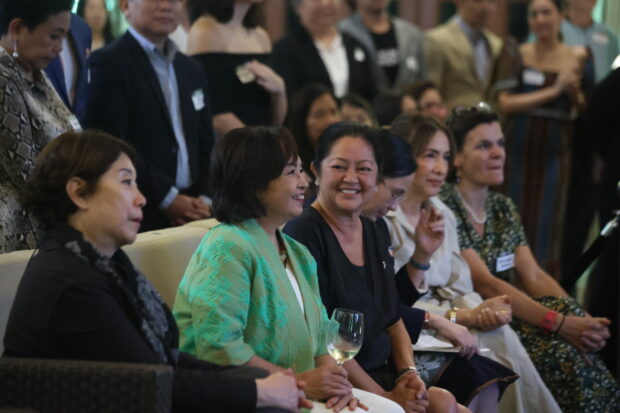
[327,308,364,366]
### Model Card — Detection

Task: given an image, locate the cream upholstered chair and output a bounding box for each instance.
[0,219,220,354]
[123,218,220,306]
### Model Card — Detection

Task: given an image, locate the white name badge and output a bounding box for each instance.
[406,56,419,72]
[522,68,545,86]
[68,115,82,131]
[192,89,205,111]
[354,47,366,62]
[496,253,515,273]
[592,32,609,45]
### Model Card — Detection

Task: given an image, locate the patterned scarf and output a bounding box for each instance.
[50,225,178,365]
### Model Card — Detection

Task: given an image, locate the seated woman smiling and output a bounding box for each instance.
[173,126,400,412]
[4,130,305,412]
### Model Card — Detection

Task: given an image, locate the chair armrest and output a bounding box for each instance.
[0,357,173,413]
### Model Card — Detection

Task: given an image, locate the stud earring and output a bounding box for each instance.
[11,39,18,58]
[315,178,320,186]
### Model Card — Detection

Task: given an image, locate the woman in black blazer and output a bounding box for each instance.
[3,130,309,413]
[272,0,378,103]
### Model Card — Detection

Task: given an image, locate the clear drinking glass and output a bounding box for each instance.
[327,308,364,366]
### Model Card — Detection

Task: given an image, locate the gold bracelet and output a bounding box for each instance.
[447,307,460,323]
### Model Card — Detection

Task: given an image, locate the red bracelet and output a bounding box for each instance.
[541,310,558,334]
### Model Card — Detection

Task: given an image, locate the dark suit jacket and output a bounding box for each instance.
[45,14,91,123]
[3,232,258,412]
[84,31,215,231]
[272,26,378,102]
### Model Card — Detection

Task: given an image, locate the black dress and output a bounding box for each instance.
[3,226,262,412]
[284,207,517,404]
[192,53,272,127]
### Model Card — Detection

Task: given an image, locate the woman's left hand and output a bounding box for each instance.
[413,206,445,262]
[245,60,286,95]
[325,391,369,412]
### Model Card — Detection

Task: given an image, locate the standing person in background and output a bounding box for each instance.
[45,13,91,124]
[425,0,503,109]
[339,0,425,95]
[76,0,113,51]
[0,0,79,253]
[562,0,619,83]
[169,0,189,52]
[556,0,618,279]
[272,0,377,102]
[84,0,214,232]
[496,0,591,275]
[186,0,287,136]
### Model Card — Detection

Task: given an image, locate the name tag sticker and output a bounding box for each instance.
[496,253,515,273]
[523,69,545,86]
[592,32,609,45]
[68,115,82,131]
[192,89,205,111]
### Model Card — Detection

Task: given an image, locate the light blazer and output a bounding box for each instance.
[339,14,426,94]
[425,18,503,109]
[84,31,215,231]
[173,219,330,373]
[45,14,92,123]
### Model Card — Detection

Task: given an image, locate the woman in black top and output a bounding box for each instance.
[272,0,378,102]
[284,123,466,413]
[3,130,308,413]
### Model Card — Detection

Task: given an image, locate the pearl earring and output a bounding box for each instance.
[315,178,320,186]
[11,39,18,58]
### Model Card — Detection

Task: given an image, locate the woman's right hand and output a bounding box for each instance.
[298,365,352,401]
[256,370,312,412]
[430,313,479,359]
[469,295,512,331]
[553,67,580,96]
[385,375,429,413]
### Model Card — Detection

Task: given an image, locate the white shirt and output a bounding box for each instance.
[315,34,349,98]
[60,37,78,106]
[285,266,305,314]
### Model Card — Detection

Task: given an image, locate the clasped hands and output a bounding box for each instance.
[386,371,429,413]
[164,194,211,226]
[298,365,367,412]
[559,314,611,364]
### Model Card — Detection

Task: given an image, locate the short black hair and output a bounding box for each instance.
[210,126,299,224]
[76,0,114,44]
[0,0,73,35]
[188,0,261,27]
[377,129,416,179]
[22,130,136,229]
[314,122,383,179]
[286,83,337,175]
[445,106,499,152]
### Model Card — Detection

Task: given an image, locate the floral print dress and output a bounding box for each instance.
[440,183,620,413]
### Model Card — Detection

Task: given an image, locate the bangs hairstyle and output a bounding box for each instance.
[210,126,299,224]
[22,130,136,229]
[0,0,73,35]
[314,122,383,180]
[188,0,262,27]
